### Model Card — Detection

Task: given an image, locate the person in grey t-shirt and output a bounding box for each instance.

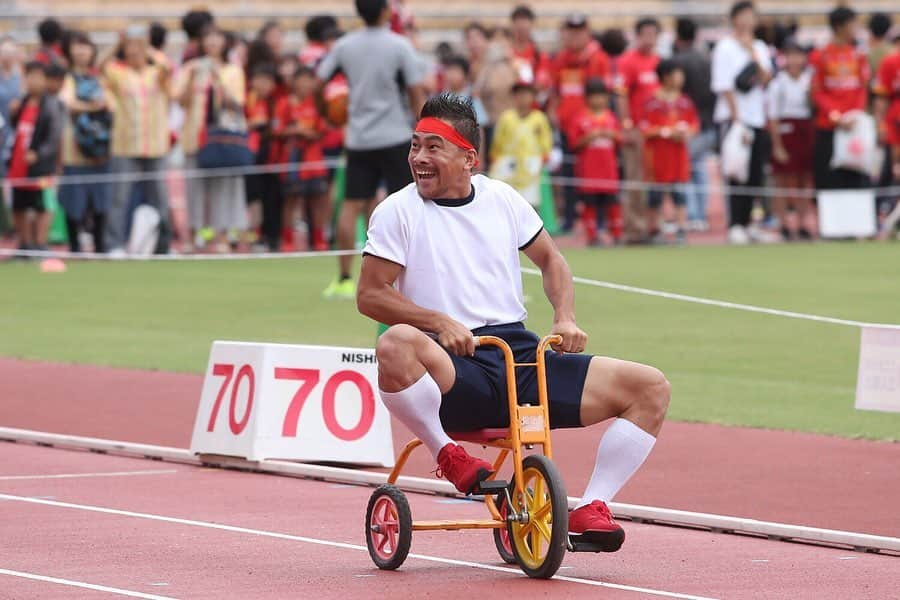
[316,0,426,299]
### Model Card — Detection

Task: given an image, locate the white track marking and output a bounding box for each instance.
[3,426,897,553]
[0,469,177,481]
[0,493,717,600]
[521,267,900,330]
[0,568,179,599]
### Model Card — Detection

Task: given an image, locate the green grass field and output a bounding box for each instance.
[3,242,899,441]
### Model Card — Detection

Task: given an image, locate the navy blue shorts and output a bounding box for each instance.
[439,323,592,432]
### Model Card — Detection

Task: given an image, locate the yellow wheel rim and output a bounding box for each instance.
[509,466,555,570]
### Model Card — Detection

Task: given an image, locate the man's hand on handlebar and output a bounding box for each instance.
[550,319,588,353]
[435,315,476,356]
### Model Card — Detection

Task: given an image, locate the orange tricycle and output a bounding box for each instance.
[365,334,570,579]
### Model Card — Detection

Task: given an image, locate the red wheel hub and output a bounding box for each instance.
[370,496,400,560]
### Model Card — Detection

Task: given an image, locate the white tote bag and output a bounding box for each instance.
[830,111,878,176]
[127,204,161,256]
[721,122,754,183]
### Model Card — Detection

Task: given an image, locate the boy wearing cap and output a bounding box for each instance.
[358,93,670,552]
[567,78,622,245]
[489,81,552,207]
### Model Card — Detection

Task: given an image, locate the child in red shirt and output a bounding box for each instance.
[874,43,900,178]
[639,59,698,244]
[567,79,622,246]
[245,63,281,251]
[7,62,62,253]
[810,6,870,190]
[275,65,329,251]
[874,40,900,237]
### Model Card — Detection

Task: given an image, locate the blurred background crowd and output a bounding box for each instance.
[1,0,899,261]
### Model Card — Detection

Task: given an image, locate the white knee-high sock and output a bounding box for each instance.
[379,372,454,460]
[577,418,656,508]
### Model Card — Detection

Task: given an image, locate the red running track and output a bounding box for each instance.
[2,442,897,600]
[2,358,898,537]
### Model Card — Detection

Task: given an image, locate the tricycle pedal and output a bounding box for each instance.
[475,479,509,495]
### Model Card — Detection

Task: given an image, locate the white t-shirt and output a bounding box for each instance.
[711,36,772,128]
[363,174,544,331]
[766,69,812,120]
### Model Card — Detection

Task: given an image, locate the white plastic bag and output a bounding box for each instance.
[127,204,161,256]
[721,122,754,183]
[831,111,878,176]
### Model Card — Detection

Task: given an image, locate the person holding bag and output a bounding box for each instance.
[58,31,113,253]
[100,24,173,255]
[174,25,248,253]
[711,1,772,245]
[810,6,870,191]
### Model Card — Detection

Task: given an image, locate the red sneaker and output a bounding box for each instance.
[568,500,625,552]
[436,443,494,495]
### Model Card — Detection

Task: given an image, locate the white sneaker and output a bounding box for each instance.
[107,247,128,259]
[728,225,750,245]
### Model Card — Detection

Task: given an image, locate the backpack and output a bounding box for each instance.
[72,74,113,159]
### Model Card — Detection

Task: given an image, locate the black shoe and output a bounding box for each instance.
[797,228,813,241]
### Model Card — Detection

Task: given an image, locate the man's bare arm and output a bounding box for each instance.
[357,254,475,355]
[522,230,587,353]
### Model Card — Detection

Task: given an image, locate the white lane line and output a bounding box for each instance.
[0,469,177,481]
[0,493,716,600]
[0,568,179,599]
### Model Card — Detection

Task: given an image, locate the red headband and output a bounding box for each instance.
[415,117,476,154]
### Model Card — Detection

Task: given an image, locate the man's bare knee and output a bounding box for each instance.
[376,324,427,390]
[635,367,670,431]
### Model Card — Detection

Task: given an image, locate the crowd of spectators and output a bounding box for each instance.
[1,1,899,258]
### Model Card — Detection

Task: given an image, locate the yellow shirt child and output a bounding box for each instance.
[489,82,552,206]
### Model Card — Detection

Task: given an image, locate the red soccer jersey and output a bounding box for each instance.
[810,42,869,129]
[275,94,327,180]
[8,99,40,190]
[567,108,620,194]
[299,42,328,68]
[875,50,900,146]
[245,91,281,164]
[617,48,660,122]
[640,93,698,184]
[513,41,552,91]
[551,41,611,132]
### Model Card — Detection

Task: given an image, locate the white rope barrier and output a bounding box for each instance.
[0,247,360,261]
[4,158,899,200]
